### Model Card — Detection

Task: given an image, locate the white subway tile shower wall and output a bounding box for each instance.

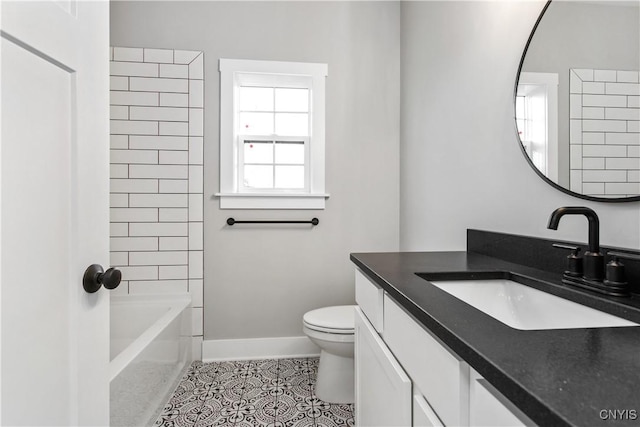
[109,47,204,342]
[570,68,640,197]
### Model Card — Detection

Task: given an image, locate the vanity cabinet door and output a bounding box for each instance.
[384,297,470,426]
[469,368,532,427]
[413,393,444,427]
[354,307,411,427]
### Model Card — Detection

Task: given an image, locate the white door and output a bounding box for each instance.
[1,1,110,425]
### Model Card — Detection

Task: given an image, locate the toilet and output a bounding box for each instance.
[303,305,356,403]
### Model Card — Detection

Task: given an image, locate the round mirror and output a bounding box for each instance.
[516,0,640,202]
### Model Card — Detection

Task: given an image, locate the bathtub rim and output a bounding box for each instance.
[109,293,191,382]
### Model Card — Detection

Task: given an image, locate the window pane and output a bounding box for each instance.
[275,113,308,136]
[275,165,304,189]
[515,96,525,120]
[516,119,525,138]
[275,141,304,164]
[244,165,273,189]
[275,88,309,112]
[239,112,274,135]
[239,87,273,111]
[244,141,273,164]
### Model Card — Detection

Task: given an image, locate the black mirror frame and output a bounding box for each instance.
[514,0,640,203]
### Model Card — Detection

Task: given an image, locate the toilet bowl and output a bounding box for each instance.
[303,305,355,404]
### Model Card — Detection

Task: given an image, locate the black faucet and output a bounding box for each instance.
[547,206,604,281]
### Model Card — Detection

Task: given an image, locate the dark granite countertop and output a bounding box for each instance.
[350,250,640,427]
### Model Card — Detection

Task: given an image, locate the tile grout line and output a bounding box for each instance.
[308,357,318,427]
[190,361,214,427]
[234,360,251,427]
[275,358,282,425]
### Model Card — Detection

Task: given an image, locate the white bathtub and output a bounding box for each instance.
[110,294,192,427]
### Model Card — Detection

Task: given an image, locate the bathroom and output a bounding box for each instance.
[1,0,639,426]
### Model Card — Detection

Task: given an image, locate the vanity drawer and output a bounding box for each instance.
[384,297,469,427]
[355,268,384,333]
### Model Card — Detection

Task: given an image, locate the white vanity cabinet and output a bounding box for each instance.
[384,297,469,426]
[469,369,532,427]
[413,393,444,427]
[355,268,384,332]
[354,307,412,426]
[354,267,534,427]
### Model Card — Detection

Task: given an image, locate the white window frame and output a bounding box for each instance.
[516,72,559,184]
[217,58,329,209]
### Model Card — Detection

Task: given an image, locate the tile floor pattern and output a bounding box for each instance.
[155,358,354,427]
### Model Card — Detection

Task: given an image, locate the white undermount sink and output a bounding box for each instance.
[427,277,638,330]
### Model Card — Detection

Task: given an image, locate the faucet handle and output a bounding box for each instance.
[552,243,583,277]
[604,251,640,286]
[552,243,581,252]
[603,251,639,291]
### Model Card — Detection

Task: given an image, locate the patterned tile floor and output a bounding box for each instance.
[155,358,354,427]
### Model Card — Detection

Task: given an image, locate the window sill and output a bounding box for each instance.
[215,193,330,210]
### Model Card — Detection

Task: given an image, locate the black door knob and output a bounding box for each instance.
[83,264,122,293]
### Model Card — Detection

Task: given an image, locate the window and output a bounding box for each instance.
[516,72,558,184]
[217,59,329,209]
[239,85,309,191]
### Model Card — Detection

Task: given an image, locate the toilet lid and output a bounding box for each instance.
[303,305,355,332]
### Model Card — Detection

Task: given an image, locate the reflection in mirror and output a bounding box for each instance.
[517,0,640,201]
[516,72,559,181]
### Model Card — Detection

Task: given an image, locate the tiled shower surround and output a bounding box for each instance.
[570,68,640,197]
[109,47,204,347]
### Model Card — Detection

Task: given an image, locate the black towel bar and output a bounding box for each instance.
[226,218,319,226]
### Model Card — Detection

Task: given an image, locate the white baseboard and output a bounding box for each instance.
[201,335,320,362]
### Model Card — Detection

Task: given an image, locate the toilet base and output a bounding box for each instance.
[314,350,354,404]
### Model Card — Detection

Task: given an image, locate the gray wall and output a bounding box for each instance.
[110,1,400,340]
[522,1,640,187]
[400,0,640,252]
[111,0,640,343]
